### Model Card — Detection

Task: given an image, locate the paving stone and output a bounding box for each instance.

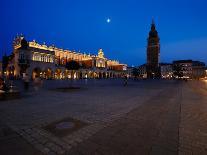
[1,80,207,154]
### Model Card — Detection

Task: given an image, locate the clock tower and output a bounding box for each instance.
[146,20,161,78]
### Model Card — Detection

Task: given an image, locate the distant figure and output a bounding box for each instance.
[124,75,128,86]
[23,74,30,91]
[0,78,9,92]
[0,78,3,90]
[33,75,41,91]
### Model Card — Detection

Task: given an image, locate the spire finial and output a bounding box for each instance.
[151,18,156,31]
[152,17,155,25]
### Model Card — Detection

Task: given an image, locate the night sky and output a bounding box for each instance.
[0,0,207,66]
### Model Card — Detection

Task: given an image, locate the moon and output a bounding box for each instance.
[106,18,111,23]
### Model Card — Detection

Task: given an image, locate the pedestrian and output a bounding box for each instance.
[23,74,30,91]
[33,75,41,91]
[0,77,3,90]
[124,75,128,86]
[1,78,9,92]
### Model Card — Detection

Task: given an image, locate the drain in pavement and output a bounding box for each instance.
[44,117,88,137]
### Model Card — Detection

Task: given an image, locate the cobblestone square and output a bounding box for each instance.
[0,79,207,155]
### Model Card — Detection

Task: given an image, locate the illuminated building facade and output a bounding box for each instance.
[7,35,127,79]
[192,61,206,79]
[160,63,173,79]
[173,60,206,79]
[205,68,207,78]
[146,20,161,78]
[137,64,147,78]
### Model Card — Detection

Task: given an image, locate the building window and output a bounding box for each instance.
[19,52,25,59]
[50,56,53,63]
[41,55,44,62]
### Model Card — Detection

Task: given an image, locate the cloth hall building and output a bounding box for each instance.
[6,36,127,79]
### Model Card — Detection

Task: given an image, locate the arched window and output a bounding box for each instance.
[40,55,42,61]
[19,52,25,59]
[46,56,48,62]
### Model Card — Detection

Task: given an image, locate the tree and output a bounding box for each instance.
[173,64,183,78]
[132,68,139,78]
[65,60,80,79]
[2,54,9,77]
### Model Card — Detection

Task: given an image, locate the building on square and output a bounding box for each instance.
[137,63,172,79]
[137,64,147,78]
[192,61,206,79]
[5,35,127,79]
[146,20,161,78]
[205,67,207,78]
[160,63,173,79]
[173,60,206,79]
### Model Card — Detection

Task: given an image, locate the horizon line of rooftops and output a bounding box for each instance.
[13,34,124,64]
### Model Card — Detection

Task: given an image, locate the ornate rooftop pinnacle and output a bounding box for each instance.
[149,19,158,38]
[98,48,104,58]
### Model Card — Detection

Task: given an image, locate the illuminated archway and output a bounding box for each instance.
[8,66,15,78]
[32,67,42,79]
[55,69,62,79]
[44,68,53,79]
[63,70,69,79]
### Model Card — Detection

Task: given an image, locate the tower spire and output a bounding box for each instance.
[152,18,155,25]
[151,18,156,31]
[146,19,160,78]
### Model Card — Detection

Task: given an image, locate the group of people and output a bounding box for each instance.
[0,74,43,93]
[23,74,43,91]
[0,77,9,92]
[2,73,129,92]
[124,75,129,86]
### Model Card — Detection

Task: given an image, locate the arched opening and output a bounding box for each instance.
[45,68,53,79]
[73,72,78,79]
[67,71,72,79]
[32,67,42,79]
[84,72,89,79]
[55,69,62,79]
[99,72,102,79]
[110,72,113,78]
[8,66,15,79]
[88,71,93,78]
[63,70,69,79]
[93,72,98,78]
[79,72,83,79]
[103,72,106,78]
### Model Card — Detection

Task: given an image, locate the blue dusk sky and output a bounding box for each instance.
[0,0,207,66]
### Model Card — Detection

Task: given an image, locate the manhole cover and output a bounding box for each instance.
[55,122,75,130]
[44,117,89,137]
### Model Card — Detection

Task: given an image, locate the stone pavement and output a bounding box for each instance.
[67,81,181,155]
[179,81,207,155]
[0,79,207,155]
[0,123,43,155]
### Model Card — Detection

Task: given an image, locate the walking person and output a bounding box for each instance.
[23,74,30,91]
[124,74,128,86]
[33,75,42,91]
[1,78,9,92]
[0,77,4,90]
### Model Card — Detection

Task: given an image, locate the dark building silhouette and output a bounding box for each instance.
[173,60,206,79]
[146,20,161,78]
